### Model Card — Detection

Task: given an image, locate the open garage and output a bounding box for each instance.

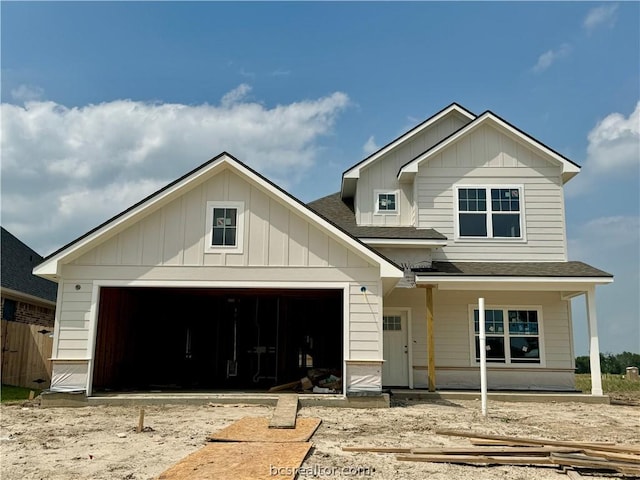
[92,287,343,392]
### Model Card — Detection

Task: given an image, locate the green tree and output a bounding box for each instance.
[575,355,590,373]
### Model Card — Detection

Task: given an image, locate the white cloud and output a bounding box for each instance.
[0,86,349,254]
[532,43,572,73]
[583,4,618,32]
[10,85,44,102]
[363,135,379,155]
[568,215,640,260]
[586,101,640,172]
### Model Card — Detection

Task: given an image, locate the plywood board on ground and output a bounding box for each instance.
[157,441,312,480]
[208,417,321,443]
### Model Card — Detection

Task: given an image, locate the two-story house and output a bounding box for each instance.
[34,103,612,399]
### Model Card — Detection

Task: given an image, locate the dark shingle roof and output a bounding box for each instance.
[307,193,446,240]
[1,227,58,302]
[417,261,612,278]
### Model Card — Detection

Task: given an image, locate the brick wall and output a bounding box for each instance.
[1,296,55,328]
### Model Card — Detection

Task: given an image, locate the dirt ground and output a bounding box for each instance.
[1,396,639,480]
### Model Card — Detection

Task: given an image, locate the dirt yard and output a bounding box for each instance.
[1,397,638,480]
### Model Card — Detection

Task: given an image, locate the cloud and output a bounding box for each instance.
[583,4,618,32]
[532,43,572,73]
[10,85,44,102]
[363,136,379,155]
[270,69,291,77]
[0,85,350,254]
[585,101,640,172]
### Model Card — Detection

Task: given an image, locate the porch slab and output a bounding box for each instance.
[55,392,392,408]
[391,389,610,404]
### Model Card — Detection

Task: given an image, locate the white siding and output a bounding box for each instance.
[53,166,385,385]
[355,113,469,226]
[72,169,375,269]
[416,124,567,261]
[383,288,574,390]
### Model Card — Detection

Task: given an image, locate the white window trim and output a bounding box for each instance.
[467,304,545,368]
[453,184,527,242]
[205,201,245,254]
[374,189,400,215]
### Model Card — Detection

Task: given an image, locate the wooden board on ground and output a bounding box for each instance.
[396,454,554,465]
[157,441,312,480]
[437,430,640,455]
[208,417,321,443]
[269,394,299,429]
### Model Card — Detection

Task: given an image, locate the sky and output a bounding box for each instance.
[1,2,638,356]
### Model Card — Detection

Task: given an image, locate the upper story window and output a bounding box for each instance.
[456,186,523,239]
[375,190,399,215]
[472,307,542,365]
[205,201,244,253]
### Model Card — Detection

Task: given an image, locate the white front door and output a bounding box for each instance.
[382,310,409,387]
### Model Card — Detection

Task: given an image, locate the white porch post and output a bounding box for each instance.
[585,286,603,396]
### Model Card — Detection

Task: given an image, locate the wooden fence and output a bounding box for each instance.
[1,320,53,389]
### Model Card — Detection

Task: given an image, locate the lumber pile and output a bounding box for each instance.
[268,369,342,394]
[343,430,640,477]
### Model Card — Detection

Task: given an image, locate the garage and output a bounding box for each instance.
[92,287,343,392]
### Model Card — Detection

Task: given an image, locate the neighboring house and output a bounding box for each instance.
[1,227,57,327]
[1,227,57,388]
[34,103,612,397]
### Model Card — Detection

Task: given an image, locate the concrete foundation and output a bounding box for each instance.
[391,389,610,404]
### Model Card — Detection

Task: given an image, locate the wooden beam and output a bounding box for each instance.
[396,454,554,465]
[436,430,640,455]
[411,446,580,456]
[342,447,412,453]
[424,286,436,392]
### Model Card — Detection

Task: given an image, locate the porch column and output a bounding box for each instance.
[424,286,436,392]
[585,286,603,396]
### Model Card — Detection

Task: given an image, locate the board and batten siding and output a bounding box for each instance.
[416,124,568,262]
[71,169,373,269]
[51,167,386,391]
[355,113,470,227]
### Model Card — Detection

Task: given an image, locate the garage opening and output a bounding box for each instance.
[92,287,343,393]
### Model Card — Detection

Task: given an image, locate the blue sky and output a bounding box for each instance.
[1,2,638,355]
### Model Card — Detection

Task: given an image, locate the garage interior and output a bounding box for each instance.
[92,287,343,392]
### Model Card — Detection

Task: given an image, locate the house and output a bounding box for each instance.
[33,103,612,398]
[1,227,57,387]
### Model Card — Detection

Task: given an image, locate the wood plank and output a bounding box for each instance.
[582,449,640,464]
[436,430,640,455]
[550,453,640,475]
[268,381,300,392]
[411,446,581,456]
[208,417,321,443]
[564,469,583,479]
[269,394,299,429]
[424,286,436,392]
[157,441,312,480]
[470,438,616,447]
[396,454,554,465]
[342,447,412,453]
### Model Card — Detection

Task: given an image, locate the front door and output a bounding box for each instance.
[382,310,409,387]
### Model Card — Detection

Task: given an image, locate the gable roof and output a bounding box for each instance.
[397,110,581,184]
[341,103,476,198]
[34,153,403,281]
[1,227,57,303]
[308,193,446,244]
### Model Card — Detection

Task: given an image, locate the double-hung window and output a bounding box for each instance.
[457,186,523,239]
[472,307,541,364]
[205,201,244,253]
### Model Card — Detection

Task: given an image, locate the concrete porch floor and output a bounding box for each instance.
[390,389,610,404]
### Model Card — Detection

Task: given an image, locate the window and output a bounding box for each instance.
[206,201,244,253]
[472,307,541,364]
[375,190,398,214]
[383,315,402,331]
[457,186,522,239]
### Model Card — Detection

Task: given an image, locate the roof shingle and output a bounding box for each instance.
[417,261,612,278]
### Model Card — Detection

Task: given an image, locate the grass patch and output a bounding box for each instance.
[1,384,41,403]
[575,373,640,393]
